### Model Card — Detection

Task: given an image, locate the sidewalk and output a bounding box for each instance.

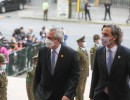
[18,4,130,26]
[7,70,92,100]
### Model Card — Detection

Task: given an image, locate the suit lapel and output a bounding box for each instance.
[102,47,108,76]
[46,48,51,74]
[53,45,64,75]
[109,45,121,76]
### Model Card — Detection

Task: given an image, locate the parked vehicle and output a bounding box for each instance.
[0,0,26,13]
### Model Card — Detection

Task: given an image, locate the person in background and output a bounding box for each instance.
[0,42,9,63]
[26,34,34,68]
[61,27,68,46]
[89,24,130,100]
[126,4,130,24]
[84,0,91,21]
[0,53,8,100]
[42,0,49,21]
[75,36,89,100]
[0,32,3,40]
[36,31,46,44]
[104,0,112,20]
[26,55,38,100]
[34,27,80,100]
[90,34,101,70]
[19,26,26,39]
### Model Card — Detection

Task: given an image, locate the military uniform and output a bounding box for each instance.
[75,36,89,100]
[26,56,38,100]
[0,72,8,100]
[90,34,100,70]
[0,54,8,100]
[90,44,98,70]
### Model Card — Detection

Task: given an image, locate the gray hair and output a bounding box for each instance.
[49,27,64,42]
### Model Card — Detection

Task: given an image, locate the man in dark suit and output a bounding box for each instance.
[34,27,80,100]
[89,24,130,100]
[104,0,111,20]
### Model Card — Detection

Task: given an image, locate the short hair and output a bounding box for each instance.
[49,27,64,42]
[102,24,123,45]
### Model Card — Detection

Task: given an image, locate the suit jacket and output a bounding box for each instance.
[104,2,111,11]
[89,45,130,100]
[84,3,91,12]
[34,44,80,100]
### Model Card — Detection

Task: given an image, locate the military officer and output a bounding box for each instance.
[90,34,100,70]
[75,36,89,100]
[0,53,8,100]
[26,55,38,100]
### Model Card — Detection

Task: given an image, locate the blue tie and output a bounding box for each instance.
[107,49,113,74]
[51,50,56,75]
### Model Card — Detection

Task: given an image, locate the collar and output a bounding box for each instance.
[79,47,86,51]
[95,43,100,47]
[106,45,118,53]
[51,44,61,54]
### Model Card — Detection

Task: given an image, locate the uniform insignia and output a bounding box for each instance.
[61,54,64,58]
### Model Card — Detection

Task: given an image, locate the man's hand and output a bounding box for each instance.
[61,96,70,100]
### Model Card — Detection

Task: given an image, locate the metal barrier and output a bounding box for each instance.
[7,43,44,76]
[100,0,130,8]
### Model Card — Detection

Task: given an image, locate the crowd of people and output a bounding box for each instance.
[0,26,46,61]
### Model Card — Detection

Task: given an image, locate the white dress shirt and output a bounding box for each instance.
[51,44,61,68]
[106,45,118,64]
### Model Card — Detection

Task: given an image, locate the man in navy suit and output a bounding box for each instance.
[89,24,130,100]
[34,27,80,100]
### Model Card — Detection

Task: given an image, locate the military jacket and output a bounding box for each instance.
[0,72,8,100]
[26,66,36,100]
[77,47,89,79]
[90,44,98,70]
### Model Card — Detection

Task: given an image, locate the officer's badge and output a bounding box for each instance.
[61,55,64,58]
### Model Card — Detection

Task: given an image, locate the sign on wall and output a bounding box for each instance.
[57,0,69,18]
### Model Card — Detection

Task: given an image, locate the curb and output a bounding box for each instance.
[20,16,130,26]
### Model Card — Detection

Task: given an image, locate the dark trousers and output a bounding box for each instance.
[43,9,48,21]
[93,92,109,100]
[126,14,130,23]
[104,10,111,20]
[85,10,91,20]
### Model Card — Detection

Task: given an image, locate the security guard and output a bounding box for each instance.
[26,55,38,100]
[0,54,8,100]
[90,34,100,70]
[75,36,89,100]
